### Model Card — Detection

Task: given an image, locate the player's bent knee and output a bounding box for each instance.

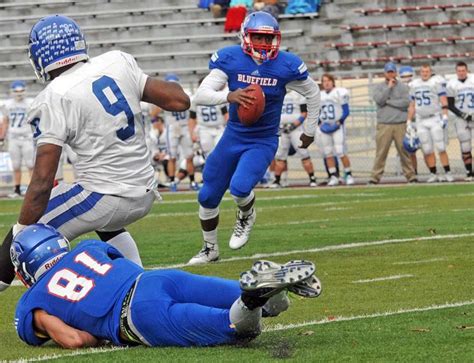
[229,182,253,198]
[434,142,446,153]
[198,188,221,209]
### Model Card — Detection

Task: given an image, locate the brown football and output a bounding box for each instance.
[237,84,265,126]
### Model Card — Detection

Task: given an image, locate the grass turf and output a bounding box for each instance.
[0,184,473,361]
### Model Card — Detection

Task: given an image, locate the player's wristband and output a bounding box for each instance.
[297,116,305,123]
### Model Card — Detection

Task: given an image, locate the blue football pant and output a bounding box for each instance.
[198,129,278,209]
[130,270,242,347]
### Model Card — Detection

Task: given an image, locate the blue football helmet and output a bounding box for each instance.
[165,73,180,82]
[10,80,26,101]
[10,224,70,287]
[28,15,89,82]
[403,131,421,153]
[399,65,414,83]
[240,11,281,61]
[320,122,340,134]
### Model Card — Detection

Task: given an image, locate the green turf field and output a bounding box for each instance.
[0,184,473,362]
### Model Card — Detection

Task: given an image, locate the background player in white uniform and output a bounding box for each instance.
[447,61,474,181]
[160,73,197,191]
[189,77,228,158]
[271,90,317,188]
[0,15,190,291]
[0,81,34,197]
[318,74,354,186]
[407,64,453,183]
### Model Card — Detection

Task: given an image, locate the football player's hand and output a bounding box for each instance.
[461,112,472,122]
[227,88,256,109]
[191,133,199,143]
[299,133,314,148]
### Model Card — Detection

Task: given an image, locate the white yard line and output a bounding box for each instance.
[146,232,474,270]
[393,257,447,265]
[265,299,474,332]
[352,274,414,284]
[18,300,474,362]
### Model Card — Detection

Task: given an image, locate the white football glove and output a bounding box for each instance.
[441,115,448,129]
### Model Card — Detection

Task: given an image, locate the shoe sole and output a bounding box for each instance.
[187,255,219,265]
[240,260,315,298]
[288,275,322,298]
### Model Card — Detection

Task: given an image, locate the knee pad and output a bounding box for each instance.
[434,139,446,153]
[230,180,254,198]
[199,205,219,220]
[334,145,345,158]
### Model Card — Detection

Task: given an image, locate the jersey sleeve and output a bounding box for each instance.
[446,80,455,98]
[437,77,448,96]
[209,48,232,74]
[15,296,50,346]
[286,53,309,82]
[119,51,148,98]
[27,91,68,147]
[338,88,350,105]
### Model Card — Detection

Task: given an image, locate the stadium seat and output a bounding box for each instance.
[354,3,474,16]
[341,19,474,32]
[328,36,474,49]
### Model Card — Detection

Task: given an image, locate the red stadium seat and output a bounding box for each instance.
[341,19,474,32]
[354,3,474,16]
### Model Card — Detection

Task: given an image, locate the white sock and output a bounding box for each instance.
[106,231,142,267]
[233,191,255,218]
[229,297,262,335]
[203,229,218,245]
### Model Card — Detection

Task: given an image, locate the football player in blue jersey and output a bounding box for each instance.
[188,11,320,264]
[12,224,321,348]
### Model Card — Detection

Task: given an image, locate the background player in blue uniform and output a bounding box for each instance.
[189,12,321,265]
[12,224,321,348]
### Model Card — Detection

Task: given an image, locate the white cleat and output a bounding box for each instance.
[445,172,454,183]
[437,175,446,183]
[328,175,339,186]
[229,209,256,249]
[268,181,282,189]
[240,260,316,298]
[465,175,473,182]
[345,175,355,185]
[309,181,317,187]
[187,242,219,265]
[426,174,438,183]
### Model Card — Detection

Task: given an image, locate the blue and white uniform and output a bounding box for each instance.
[15,240,241,347]
[26,51,157,241]
[447,75,474,153]
[163,106,193,160]
[275,90,309,160]
[194,45,319,208]
[409,75,448,154]
[2,97,35,170]
[189,95,227,157]
[317,87,350,157]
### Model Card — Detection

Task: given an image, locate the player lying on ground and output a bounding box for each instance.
[11,224,321,348]
[189,11,320,265]
[0,15,190,291]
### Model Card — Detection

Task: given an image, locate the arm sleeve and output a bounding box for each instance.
[120,52,148,99]
[372,83,391,106]
[15,304,50,346]
[286,77,320,137]
[27,92,68,147]
[339,89,350,123]
[193,69,230,106]
[448,97,464,118]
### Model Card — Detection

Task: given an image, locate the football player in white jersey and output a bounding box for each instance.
[0,15,190,292]
[271,90,317,187]
[160,74,198,192]
[0,81,34,197]
[189,77,229,159]
[447,61,474,181]
[407,64,453,182]
[318,74,354,186]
